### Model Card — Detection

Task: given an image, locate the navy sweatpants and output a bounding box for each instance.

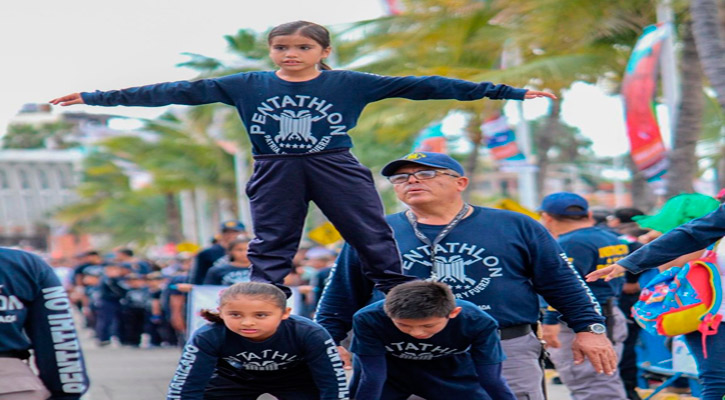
[245,149,413,295]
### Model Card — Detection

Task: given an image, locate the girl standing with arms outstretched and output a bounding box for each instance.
[51,21,556,296]
[166,282,347,399]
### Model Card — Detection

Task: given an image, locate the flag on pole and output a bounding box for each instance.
[412,123,447,153]
[621,23,671,184]
[481,113,526,164]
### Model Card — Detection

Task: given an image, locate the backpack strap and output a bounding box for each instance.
[693,255,723,358]
[697,313,722,358]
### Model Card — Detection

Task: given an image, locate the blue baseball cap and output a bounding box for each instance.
[381,152,465,177]
[539,192,589,216]
[220,220,246,232]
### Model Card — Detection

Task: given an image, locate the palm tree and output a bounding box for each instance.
[690,0,725,113]
[666,20,704,198]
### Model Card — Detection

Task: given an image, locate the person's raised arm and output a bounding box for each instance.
[50,77,237,108]
[352,72,556,103]
[49,93,84,106]
[588,204,725,283]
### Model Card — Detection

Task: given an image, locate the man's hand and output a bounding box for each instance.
[524,90,557,100]
[542,324,561,348]
[572,332,618,374]
[586,264,627,282]
[49,93,84,106]
[337,346,352,370]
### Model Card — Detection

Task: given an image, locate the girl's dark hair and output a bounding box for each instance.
[226,238,250,263]
[268,21,332,71]
[384,281,456,320]
[201,282,287,324]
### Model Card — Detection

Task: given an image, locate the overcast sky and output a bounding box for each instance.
[1,0,636,157]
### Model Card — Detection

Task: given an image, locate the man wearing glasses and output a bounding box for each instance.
[316,151,616,400]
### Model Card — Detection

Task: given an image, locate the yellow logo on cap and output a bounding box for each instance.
[225,221,236,227]
[404,153,427,160]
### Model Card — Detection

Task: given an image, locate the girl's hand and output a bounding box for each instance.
[49,93,85,106]
[524,90,557,100]
[586,264,627,282]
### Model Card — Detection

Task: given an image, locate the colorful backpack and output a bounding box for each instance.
[632,251,723,357]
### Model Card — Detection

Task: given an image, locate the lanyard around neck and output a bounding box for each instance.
[405,203,471,281]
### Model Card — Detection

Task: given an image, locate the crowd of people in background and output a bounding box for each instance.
[43,221,340,351]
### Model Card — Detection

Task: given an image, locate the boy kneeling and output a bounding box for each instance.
[351,281,516,400]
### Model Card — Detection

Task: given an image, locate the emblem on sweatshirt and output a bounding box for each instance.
[401,242,502,301]
[249,95,347,154]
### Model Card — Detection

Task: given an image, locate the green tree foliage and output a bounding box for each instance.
[3,121,77,149]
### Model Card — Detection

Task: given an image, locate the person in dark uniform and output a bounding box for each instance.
[191,221,246,285]
[351,281,515,400]
[539,192,629,400]
[166,282,347,400]
[0,247,89,399]
[316,152,615,400]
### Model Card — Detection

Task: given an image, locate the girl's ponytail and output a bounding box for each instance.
[200,309,224,324]
[318,60,332,71]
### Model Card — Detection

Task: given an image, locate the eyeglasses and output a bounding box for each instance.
[387,170,461,184]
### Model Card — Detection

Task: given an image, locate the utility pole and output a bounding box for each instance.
[502,41,538,209]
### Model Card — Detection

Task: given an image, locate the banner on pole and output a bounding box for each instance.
[621,23,671,184]
[412,123,447,154]
[481,113,528,168]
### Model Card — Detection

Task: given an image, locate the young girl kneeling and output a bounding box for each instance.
[166,282,347,400]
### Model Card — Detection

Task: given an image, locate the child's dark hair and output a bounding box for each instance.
[384,281,456,320]
[268,21,332,71]
[200,282,287,323]
[227,238,250,263]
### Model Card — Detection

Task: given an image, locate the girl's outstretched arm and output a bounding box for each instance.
[49,93,84,106]
[524,90,557,99]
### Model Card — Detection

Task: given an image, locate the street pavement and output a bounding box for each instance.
[80,337,180,400]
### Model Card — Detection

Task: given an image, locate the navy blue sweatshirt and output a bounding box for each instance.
[316,207,603,343]
[544,227,627,325]
[166,315,347,400]
[81,70,527,155]
[618,204,725,273]
[0,248,89,399]
[558,227,627,304]
[351,300,514,400]
[190,244,226,285]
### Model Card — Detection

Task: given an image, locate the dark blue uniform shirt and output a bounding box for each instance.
[166,315,347,400]
[0,248,89,399]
